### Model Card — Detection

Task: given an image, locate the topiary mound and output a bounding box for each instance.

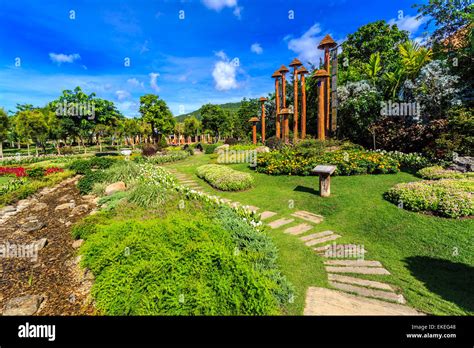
[417,166,474,180]
[196,164,254,191]
[384,179,473,218]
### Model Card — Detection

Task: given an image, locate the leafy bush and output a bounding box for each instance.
[0,178,28,195]
[257,149,399,176]
[375,150,431,171]
[265,136,285,150]
[95,152,119,157]
[135,151,189,165]
[141,144,158,157]
[204,143,220,154]
[417,166,474,180]
[69,157,117,174]
[384,179,473,218]
[77,170,106,194]
[25,167,45,179]
[128,180,169,208]
[224,137,239,145]
[197,164,254,191]
[80,207,291,315]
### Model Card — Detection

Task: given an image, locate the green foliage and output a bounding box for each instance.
[201,104,228,138]
[128,180,169,208]
[265,136,285,150]
[204,143,220,154]
[139,94,175,141]
[77,170,106,194]
[80,206,291,315]
[135,151,189,165]
[197,164,254,191]
[25,167,45,178]
[0,177,28,195]
[384,179,473,218]
[418,166,474,180]
[69,157,117,174]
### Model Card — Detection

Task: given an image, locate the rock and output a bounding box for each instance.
[72,239,84,249]
[448,156,474,172]
[17,199,31,207]
[71,204,89,215]
[55,202,76,211]
[58,194,74,202]
[65,221,72,227]
[255,146,270,153]
[3,295,44,316]
[30,202,48,212]
[105,181,126,196]
[0,206,16,214]
[22,221,46,233]
[33,238,48,250]
[82,195,96,201]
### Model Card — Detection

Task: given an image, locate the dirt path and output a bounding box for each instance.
[0,176,97,315]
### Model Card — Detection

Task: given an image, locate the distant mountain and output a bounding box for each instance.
[174,102,241,122]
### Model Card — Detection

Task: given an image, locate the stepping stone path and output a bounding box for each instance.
[167,167,423,315]
[304,287,422,315]
[268,218,294,229]
[291,211,324,224]
[260,211,277,220]
[284,223,312,235]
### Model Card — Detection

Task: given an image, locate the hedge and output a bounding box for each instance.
[196,164,254,191]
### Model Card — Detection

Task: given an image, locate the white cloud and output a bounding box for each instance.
[127,78,144,88]
[286,23,325,66]
[49,53,81,64]
[202,0,241,18]
[250,43,263,55]
[115,90,131,101]
[149,72,160,92]
[215,50,228,60]
[212,54,238,91]
[388,15,426,37]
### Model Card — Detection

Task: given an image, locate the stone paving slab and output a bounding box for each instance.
[284,223,313,235]
[305,234,340,246]
[300,230,334,241]
[325,266,390,275]
[303,287,423,315]
[329,281,405,304]
[267,218,294,229]
[260,211,277,220]
[321,244,367,258]
[313,245,331,253]
[324,260,383,267]
[328,274,394,291]
[291,211,324,224]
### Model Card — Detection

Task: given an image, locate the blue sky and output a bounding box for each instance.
[0,0,429,117]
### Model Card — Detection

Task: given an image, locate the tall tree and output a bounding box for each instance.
[201,104,227,141]
[139,94,175,142]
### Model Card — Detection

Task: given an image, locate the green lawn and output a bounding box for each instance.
[165,154,474,315]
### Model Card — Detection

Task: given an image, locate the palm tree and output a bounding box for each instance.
[364,52,382,85]
[399,41,432,80]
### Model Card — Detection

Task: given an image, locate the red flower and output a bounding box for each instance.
[0,167,27,177]
[44,167,64,176]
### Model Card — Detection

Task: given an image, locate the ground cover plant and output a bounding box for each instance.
[197,164,254,191]
[417,166,474,180]
[71,158,292,315]
[384,179,473,218]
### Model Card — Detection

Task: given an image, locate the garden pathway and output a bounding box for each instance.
[0,177,97,315]
[168,168,424,316]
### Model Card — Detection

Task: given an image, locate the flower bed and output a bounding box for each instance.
[256,149,399,176]
[384,179,473,218]
[134,150,189,165]
[375,150,431,171]
[197,164,254,191]
[0,167,27,177]
[417,166,474,180]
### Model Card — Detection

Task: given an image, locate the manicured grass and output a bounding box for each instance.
[165,154,474,315]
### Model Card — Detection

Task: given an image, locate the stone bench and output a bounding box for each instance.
[311,165,336,197]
